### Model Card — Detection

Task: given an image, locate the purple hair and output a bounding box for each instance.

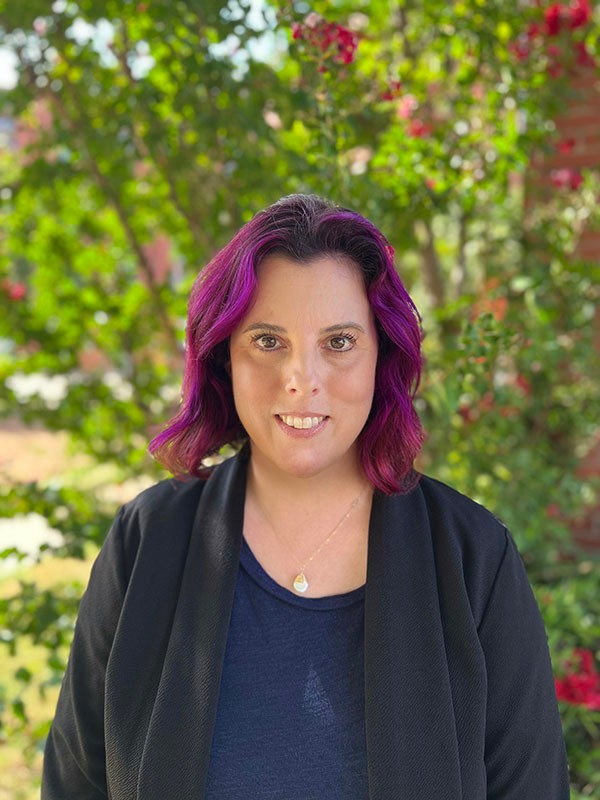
[149,194,424,495]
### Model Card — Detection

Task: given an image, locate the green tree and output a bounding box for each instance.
[0,0,598,794]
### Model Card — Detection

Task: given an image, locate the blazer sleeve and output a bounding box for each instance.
[41,508,128,799]
[479,529,570,799]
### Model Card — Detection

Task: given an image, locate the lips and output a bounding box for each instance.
[277,414,327,430]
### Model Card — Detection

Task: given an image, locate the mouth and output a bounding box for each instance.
[276,414,328,430]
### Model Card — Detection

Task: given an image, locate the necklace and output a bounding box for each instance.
[255,483,370,594]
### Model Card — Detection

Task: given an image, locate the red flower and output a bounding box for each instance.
[555,648,600,711]
[546,503,561,518]
[547,61,563,78]
[458,405,475,423]
[569,0,592,29]
[557,137,576,153]
[407,119,432,138]
[381,80,403,101]
[509,19,545,62]
[514,373,532,395]
[544,0,592,35]
[291,15,359,66]
[550,167,583,189]
[543,42,564,77]
[508,38,532,61]
[575,40,596,67]
[545,4,568,36]
[547,42,562,58]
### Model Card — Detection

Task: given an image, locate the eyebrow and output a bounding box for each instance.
[241,321,366,334]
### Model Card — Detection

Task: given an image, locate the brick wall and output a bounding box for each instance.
[532,66,600,552]
[546,69,600,261]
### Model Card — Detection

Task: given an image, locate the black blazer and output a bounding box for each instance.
[42,448,570,799]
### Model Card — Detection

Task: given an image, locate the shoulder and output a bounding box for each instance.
[416,473,507,536]
[112,476,207,571]
[120,476,206,523]
[416,474,506,534]
[413,474,512,622]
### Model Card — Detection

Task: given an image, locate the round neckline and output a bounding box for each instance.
[240,536,365,610]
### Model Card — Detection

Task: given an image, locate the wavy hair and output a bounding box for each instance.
[149,194,424,494]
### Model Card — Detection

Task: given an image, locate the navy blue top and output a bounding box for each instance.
[205,536,369,799]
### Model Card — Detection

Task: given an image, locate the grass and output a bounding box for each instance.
[0,551,98,800]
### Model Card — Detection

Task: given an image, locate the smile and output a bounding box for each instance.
[278,415,326,430]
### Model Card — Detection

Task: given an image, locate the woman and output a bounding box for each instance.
[42,194,569,799]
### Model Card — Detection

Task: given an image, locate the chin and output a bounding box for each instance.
[281,462,329,479]
[275,448,357,481]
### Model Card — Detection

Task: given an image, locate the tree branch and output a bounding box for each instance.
[415,218,446,308]
[44,84,181,354]
[453,208,469,299]
[109,19,214,254]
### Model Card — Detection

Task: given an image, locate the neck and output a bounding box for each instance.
[246,449,369,519]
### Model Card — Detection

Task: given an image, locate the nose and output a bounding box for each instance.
[283,350,320,396]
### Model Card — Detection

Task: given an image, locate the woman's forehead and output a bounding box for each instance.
[234,255,375,335]
[254,253,365,293]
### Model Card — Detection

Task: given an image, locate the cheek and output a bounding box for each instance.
[231,354,277,405]
[332,356,377,405]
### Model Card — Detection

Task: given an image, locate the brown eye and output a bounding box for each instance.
[328,334,356,351]
[252,334,279,350]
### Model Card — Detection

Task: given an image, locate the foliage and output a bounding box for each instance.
[536,569,600,794]
[0,0,599,793]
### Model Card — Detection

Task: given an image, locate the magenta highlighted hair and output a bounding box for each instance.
[149,194,424,494]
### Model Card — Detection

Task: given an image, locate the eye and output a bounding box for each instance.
[250,333,281,350]
[328,333,357,351]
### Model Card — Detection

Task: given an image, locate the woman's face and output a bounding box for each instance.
[229,253,378,482]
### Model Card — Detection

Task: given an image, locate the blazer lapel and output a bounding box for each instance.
[136,450,248,799]
[365,486,463,799]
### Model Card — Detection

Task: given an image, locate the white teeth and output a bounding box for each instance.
[280,415,324,430]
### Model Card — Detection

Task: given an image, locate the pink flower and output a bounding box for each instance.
[397,94,418,119]
[550,167,584,189]
[33,17,48,35]
[2,279,27,301]
[304,12,321,29]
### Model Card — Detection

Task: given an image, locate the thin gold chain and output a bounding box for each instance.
[255,482,370,573]
[298,485,369,571]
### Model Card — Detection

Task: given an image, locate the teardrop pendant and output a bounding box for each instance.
[293,572,309,593]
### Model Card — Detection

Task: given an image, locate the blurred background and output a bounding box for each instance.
[0,0,599,797]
